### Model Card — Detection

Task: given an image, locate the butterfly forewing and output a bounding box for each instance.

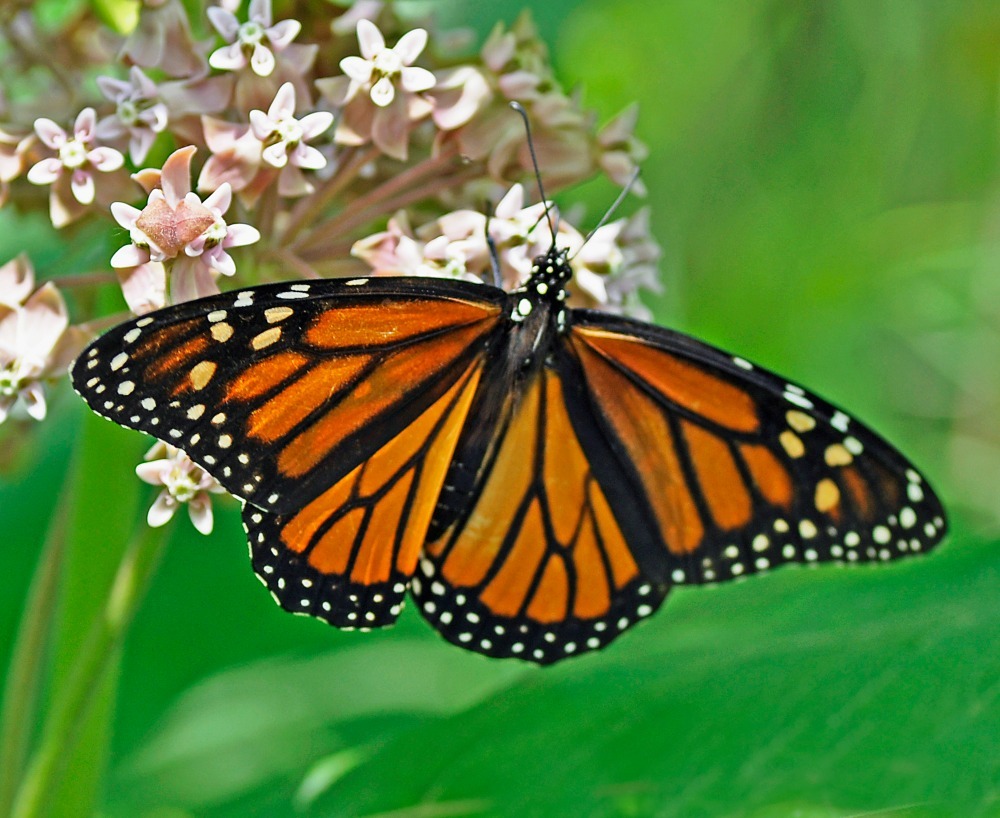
[71,278,505,514]
[563,311,947,585]
[243,357,485,628]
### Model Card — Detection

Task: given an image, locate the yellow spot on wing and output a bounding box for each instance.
[824,443,853,467]
[211,322,234,342]
[252,327,282,350]
[779,430,805,458]
[786,410,816,432]
[190,361,217,391]
[815,478,840,512]
[265,306,294,324]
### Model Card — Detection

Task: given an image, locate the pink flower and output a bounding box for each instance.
[316,20,435,160]
[119,0,205,77]
[136,442,225,534]
[208,0,301,78]
[27,108,125,227]
[0,127,35,207]
[96,66,170,164]
[248,82,332,195]
[110,146,260,308]
[0,262,89,423]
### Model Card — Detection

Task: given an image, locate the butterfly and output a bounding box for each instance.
[70,246,947,664]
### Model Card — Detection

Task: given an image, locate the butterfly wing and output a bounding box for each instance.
[72,277,505,626]
[415,365,668,664]
[413,308,946,664]
[562,310,947,586]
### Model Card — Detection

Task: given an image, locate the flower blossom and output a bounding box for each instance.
[110,146,260,311]
[208,0,301,78]
[27,108,125,227]
[316,19,435,160]
[0,127,35,208]
[353,184,663,317]
[96,66,170,164]
[136,442,225,534]
[0,256,89,423]
[199,83,332,201]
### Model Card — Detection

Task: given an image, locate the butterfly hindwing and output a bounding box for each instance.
[243,357,485,628]
[563,311,948,586]
[415,367,670,664]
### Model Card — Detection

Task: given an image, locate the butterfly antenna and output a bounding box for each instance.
[570,167,642,262]
[484,208,503,288]
[510,101,558,246]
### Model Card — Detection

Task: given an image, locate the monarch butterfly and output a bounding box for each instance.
[70,241,946,664]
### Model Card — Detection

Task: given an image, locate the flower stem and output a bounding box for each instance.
[9,520,171,818]
[299,164,485,261]
[291,148,469,256]
[0,504,69,817]
[281,146,380,245]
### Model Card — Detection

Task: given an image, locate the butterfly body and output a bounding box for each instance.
[71,248,947,664]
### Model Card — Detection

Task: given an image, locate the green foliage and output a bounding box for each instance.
[2,1,997,816]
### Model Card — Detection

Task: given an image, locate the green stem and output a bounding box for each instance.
[9,520,172,818]
[0,503,69,816]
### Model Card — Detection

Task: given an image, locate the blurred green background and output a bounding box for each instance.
[2,1,998,816]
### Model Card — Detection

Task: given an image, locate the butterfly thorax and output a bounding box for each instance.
[506,246,572,362]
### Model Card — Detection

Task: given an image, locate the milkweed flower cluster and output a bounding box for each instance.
[0,2,661,531]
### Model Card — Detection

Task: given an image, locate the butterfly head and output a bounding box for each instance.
[525,245,572,299]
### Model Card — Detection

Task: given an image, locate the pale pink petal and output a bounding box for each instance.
[207,248,236,277]
[0,396,14,424]
[393,28,427,65]
[87,147,124,171]
[209,42,247,72]
[290,143,325,170]
[110,244,149,268]
[340,56,372,84]
[116,261,166,314]
[268,82,296,119]
[26,158,63,186]
[400,65,435,93]
[96,116,126,141]
[146,491,178,527]
[129,130,157,165]
[202,182,232,214]
[223,223,261,248]
[206,6,240,39]
[22,383,47,421]
[248,0,272,25]
[248,110,273,140]
[45,324,90,376]
[33,118,67,149]
[170,257,218,304]
[276,164,311,197]
[131,65,159,98]
[97,75,132,102]
[298,111,333,140]
[0,256,35,307]
[139,103,169,133]
[73,108,97,142]
[261,142,288,168]
[371,99,409,160]
[431,67,491,130]
[20,283,68,356]
[70,170,95,205]
[250,43,275,77]
[370,76,395,107]
[315,75,354,107]
[356,19,384,60]
[266,19,300,50]
[160,146,196,206]
[187,495,214,535]
[136,459,170,485]
[0,306,17,354]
